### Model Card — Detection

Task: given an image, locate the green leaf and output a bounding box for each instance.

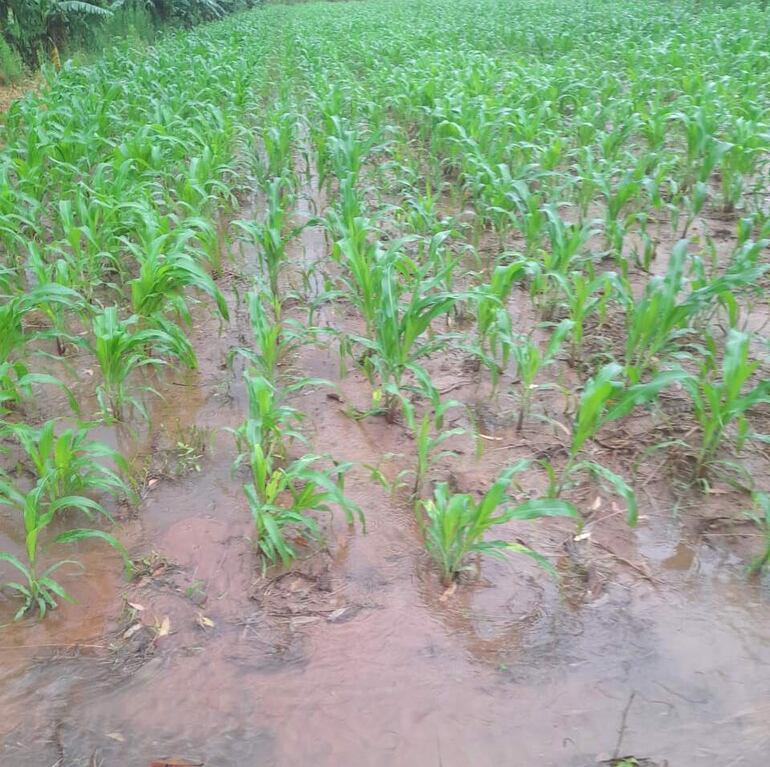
[574,461,638,526]
[505,498,580,521]
[55,529,131,573]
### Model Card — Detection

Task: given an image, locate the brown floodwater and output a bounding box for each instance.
[1,190,769,767]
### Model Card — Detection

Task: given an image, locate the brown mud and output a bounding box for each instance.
[1,173,770,767]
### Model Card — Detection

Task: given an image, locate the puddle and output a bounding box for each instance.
[662,542,696,571]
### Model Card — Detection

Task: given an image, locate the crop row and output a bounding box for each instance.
[2,0,770,619]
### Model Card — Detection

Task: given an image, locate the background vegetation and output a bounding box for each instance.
[0,0,263,75]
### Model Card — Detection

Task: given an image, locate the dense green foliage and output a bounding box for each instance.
[2,0,770,616]
[0,0,262,67]
[0,32,24,84]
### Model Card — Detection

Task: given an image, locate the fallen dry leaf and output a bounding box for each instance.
[105,732,125,743]
[127,601,145,612]
[123,623,143,640]
[156,616,171,638]
[195,613,215,630]
[149,758,203,767]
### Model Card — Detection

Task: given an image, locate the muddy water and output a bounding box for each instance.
[2,389,769,767]
[2,206,770,767]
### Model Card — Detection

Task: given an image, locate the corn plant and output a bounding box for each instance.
[230,374,307,462]
[0,476,128,619]
[410,400,465,500]
[257,110,297,184]
[546,364,686,523]
[744,491,770,576]
[520,207,594,319]
[563,271,612,365]
[510,319,573,432]
[680,180,709,239]
[0,283,80,363]
[683,330,770,478]
[599,172,642,258]
[348,252,457,419]
[7,420,130,506]
[233,177,301,302]
[0,282,81,406]
[128,246,229,324]
[232,289,313,386]
[91,307,196,422]
[326,213,390,338]
[326,117,381,187]
[622,241,766,381]
[720,121,765,213]
[242,442,362,568]
[25,245,85,355]
[473,260,525,383]
[400,180,452,236]
[620,241,705,382]
[419,463,578,585]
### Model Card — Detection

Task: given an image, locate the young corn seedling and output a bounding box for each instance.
[599,172,641,259]
[621,240,764,381]
[7,420,131,506]
[401,180,449,236]
[326,211,390,338]
[0,476,129,619]
[744,491,770,576]
[521,207,594,319]
[25,244,85,355]
[321,173,371,245]
[365,399,463,502]
[256,110,297,186]
[233,177,301,303]
[473,260,526,383]
[0,282,82,408]
[563,271,612,365]
[410,400,465,501]
[680,181,709,239]
[91,307,196,422]
[232,289,315,386]
[128,243,229,325]
[421,230,462,300]
[546,363,686,523]
[243,442,362,569]
[720,120,764,213]
[50,198,122,298]
[684,329,770,479]
[620,241,703,382]
[510,319,573,432]
[326,117,381,187]
[349,252,457,421]
[418,462,578,586]
[230,373,307,462]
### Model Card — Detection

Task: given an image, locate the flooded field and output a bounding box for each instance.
[2,1,770,765]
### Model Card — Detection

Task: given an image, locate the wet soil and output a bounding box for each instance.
[1,177,770,767]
